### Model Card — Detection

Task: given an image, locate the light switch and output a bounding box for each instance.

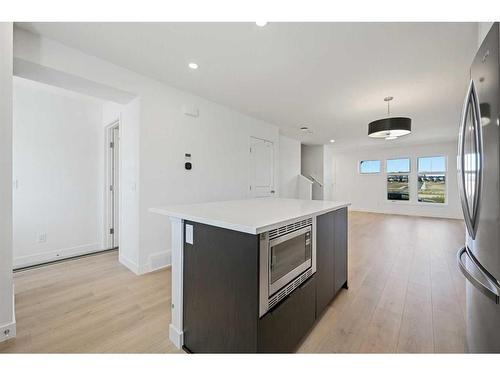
[185,224,193,244]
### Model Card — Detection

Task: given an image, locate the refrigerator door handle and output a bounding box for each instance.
[457,81,474,237]
[458,246,500,304]
[471,79,484,238]
[457,79,483,239]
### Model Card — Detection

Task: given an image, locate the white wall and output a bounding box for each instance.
[323,145,333,201]
[301,144,324,200]
[332,141,462,219]
[138,91,279,273]
[301,144,334,200]
[13,28,283,274]
[0,22,15,342]
[301,145,323,181]
[12,77,105,268]
[278,134,301,199]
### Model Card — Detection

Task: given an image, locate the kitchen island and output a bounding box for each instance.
[150,198,350,353]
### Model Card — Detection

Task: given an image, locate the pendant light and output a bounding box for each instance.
[368,96,411,140]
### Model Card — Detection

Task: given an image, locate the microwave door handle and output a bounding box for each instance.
[470,80,483,238]
[458,80,476,238]
[457,246,500,304]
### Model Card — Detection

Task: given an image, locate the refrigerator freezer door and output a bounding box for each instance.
[466,22,500,353]
[468,280,500,352]
[470,23,500,284]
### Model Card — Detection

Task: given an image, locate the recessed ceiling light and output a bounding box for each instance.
[329,139,335,143]
[256,21,268,27]
[300,126,309,132]
[188,62,199,70]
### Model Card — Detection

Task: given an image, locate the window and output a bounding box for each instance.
[417,156,446,203]
[386,158,410,201]
[359,160,381,174]
[387,158,410,173]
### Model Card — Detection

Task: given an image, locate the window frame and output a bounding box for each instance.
[386,157,411,174]
[358,159,382,175]
[385,157,411,203]
[416,155,448,205]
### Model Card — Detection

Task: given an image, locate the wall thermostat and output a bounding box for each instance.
[184,153,192,170]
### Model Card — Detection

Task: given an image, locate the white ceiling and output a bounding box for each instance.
[16,22,478,150]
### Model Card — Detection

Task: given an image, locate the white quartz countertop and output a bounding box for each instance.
[150,198,350,234]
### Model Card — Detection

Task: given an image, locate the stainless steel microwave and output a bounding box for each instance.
[259,217,316,317]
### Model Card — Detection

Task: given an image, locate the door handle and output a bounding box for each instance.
[457,79,474,238]
[457,79,483,239]
[457,246,500,304]
[470,79,484,239]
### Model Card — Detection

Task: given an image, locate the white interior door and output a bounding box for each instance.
[106,122,120,249]
[111,125,119,248]
[249,137,275,197]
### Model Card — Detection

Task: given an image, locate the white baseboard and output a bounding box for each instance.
[0,286,16,343]
[147,249,172,272]
[119,250,171,276]
[14,242,102,269]
[119,254,140,275]
[169,323,183,349]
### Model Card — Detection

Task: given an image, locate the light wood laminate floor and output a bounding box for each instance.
[0,211,466,353]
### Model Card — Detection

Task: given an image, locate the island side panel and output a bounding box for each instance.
[334,207,348,292]
[315,211,335,316]
[169,217,185,348]
[183,221,260,353]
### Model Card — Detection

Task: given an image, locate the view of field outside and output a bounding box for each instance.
[387,174,409,201]
[417,156,446,204]
[417,174,446,203]
[386,158,410,201]
[363,156,445,203]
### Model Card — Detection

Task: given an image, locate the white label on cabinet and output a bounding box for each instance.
[185,224,193,244]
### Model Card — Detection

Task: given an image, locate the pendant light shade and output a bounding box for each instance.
[368,117,412,138]
[368,96,412,140]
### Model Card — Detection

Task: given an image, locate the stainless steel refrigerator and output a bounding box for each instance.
[457,22,500,353]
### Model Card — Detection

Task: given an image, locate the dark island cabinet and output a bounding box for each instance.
[183,221,260,353]
[182,207,348,353]
[257,276,316,353]
[315,208,348,317]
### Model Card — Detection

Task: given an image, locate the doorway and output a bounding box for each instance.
[105,121,120,249]
[249,136,275,198]
[12,78,112,269]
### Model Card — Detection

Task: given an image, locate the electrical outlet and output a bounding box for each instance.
[37,232,47,243]
[1,323,16,343]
